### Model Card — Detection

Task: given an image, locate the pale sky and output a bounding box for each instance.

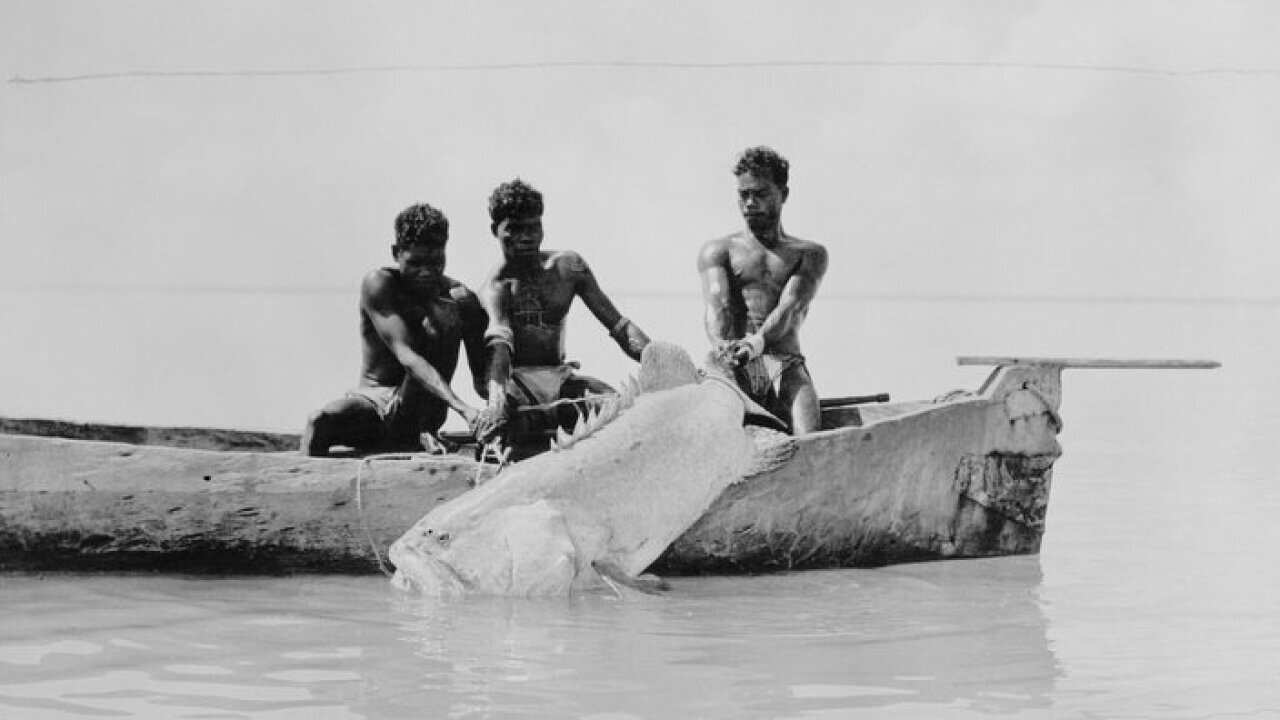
[0,1,1275,429]
[3,0,1277,301]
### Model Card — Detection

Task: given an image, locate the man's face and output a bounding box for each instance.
[494,213,544,259]
[736,172,787,232]
[395,242,446,289]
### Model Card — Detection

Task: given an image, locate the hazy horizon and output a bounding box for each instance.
[2,2,1275,429]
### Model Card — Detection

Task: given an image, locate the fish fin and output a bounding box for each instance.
[742,426,798,477]
[592,559,671,595]
[637,341,700,393]
[620,376,639,406]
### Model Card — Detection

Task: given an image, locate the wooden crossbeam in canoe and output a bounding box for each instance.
[957,356,1221,369]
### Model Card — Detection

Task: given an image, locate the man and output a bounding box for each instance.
[697,146,829,434]
[302,203,488,456]
[476,178,650,440]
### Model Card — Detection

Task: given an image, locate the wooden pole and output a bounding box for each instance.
[956,356,1220,369]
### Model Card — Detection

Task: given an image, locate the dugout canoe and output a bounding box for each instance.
[0,357,1217,575]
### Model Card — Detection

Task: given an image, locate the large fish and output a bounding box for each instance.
[387,341,793,597]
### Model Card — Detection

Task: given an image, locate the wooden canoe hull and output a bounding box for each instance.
[0,364,1063,574]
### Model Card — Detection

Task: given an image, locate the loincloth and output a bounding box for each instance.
[501,363,616,439]
[346,384,407,424]
[736,352,807,409]
[345,381,443,439]
[506,364,579,408]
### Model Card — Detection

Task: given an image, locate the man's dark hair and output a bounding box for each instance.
[394,203,449,250]
[488,178,544,227]
[733,146,790,188]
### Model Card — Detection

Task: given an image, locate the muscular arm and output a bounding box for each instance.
[477,273,514,417]
[568,252,649,362]
[697,239,737,349]
[750,243,829,349]
[361,272,478,420]
[456,287,490,399]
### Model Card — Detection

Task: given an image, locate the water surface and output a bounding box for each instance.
[1,297,1275,718]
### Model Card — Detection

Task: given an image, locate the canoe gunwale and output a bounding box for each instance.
[0,365,1066,574]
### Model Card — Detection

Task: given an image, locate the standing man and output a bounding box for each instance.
[302,203,489,456]
[697,147,829,434]
[477,178,650,439]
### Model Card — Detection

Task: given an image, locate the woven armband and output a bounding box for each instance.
[484,326,515,351]
[608,316,632,340]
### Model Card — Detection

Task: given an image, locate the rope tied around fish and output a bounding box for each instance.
[355,444,512,578]
[352,395,613,577]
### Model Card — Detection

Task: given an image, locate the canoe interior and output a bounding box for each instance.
[0,402,897,455]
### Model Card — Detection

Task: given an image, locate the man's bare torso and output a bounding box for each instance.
[482,250,588,366]
[359,269,479,386]
[707,231,825,355]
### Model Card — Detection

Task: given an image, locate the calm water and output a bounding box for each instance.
[1,295,1277,718]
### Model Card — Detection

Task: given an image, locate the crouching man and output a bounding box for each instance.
[476,178,651,443]
[302,203,489,456]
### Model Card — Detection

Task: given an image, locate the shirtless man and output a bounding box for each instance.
[697,147,829,434]
[302,203,488,456]
[477,178,650,439]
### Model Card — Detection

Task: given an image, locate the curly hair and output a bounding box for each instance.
[488,178,544,227]
[733,146,789,188]
[394,203,449,250]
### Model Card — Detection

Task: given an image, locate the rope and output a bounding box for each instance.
[16,60,1280,86]
[355,453,421,577]
[355,437,517,575]
[515,394,611,413]
[472,438,512,487]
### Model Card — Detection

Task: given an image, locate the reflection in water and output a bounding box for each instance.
[383,557,1057,718]
[0,562,1056,718]
[1,299,1270,718]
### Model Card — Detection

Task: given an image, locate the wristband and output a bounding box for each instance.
[484,326,515,351]
[608,316,631,339]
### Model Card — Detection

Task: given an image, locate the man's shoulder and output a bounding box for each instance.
[360,267,398,294]
[781,235,829,276]
[783,234,828,258]
[698,232,740,265]
[545,249,590,274]
[442,275,477,299]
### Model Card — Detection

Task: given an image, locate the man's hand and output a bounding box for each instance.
[469,399,508,443]
[720,333,765,367]
[461,405,483,434]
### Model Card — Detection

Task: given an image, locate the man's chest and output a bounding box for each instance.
[505,275,573,327]
[402,296,464,340]
[731,247,799,287]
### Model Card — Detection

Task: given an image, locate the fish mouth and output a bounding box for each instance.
[388,541,470,596]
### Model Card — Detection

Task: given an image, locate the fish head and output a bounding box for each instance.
[388,520,473,597]
[390,500,582,596]
[698,348,790,433]
[637,341,701,392]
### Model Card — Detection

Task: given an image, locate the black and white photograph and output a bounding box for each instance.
[1,2,1274,718]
